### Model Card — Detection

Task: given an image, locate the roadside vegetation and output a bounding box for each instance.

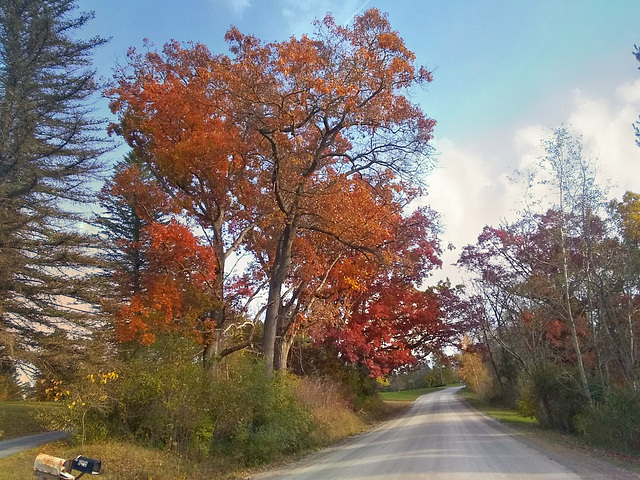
[0,364,421,479]
[460,388,640,474]
[459,389,538,429]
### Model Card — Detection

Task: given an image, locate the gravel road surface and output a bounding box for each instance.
[255,387,636,480]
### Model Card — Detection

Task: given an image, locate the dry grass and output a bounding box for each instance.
[0,441,232,480]
[296,377,368,445]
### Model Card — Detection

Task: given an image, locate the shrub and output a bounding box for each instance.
[209,355,314,465]
[42,370,120,445]
[112,336,210,453]
[576,387,640,452]
[530,365,587,432]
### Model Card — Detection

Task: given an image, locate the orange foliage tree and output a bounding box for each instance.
[115,220,218,347]
[107,9,439,373]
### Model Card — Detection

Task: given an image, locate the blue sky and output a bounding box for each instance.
[80,0,640,282]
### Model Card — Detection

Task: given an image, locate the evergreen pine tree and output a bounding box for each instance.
[0,0,108,379]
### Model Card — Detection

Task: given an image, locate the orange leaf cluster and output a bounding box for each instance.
[115,221,217,345]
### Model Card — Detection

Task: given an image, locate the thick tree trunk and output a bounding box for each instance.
[263,220,297,374]
[202,259,225,372]
[202,302,225,371]
[274,326,296,371]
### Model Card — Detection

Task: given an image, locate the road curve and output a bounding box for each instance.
[255,386,582,480]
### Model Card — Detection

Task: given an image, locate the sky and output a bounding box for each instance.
[79,0,640,284]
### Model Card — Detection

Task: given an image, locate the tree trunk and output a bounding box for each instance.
[560,224,592,405]
[262,220,297,374]
[274,327,296,371]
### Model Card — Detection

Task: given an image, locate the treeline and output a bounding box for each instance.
[0,0,465,466]
[457,120,640,451]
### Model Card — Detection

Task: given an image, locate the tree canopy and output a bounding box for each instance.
[106,8,446,374]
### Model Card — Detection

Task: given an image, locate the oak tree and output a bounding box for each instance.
[109,9,437,373]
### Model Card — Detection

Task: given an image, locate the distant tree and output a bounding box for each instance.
[634,45,640,147]
[0,0,108,378]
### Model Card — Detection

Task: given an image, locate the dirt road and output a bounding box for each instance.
[255,387,634,480]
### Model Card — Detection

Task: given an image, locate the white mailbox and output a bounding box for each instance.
[33,453,74,480]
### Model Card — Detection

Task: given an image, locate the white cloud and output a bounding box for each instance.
[423,80,640,285]
[222,0,251,17]
[617,78,640,103]
[566,88,640,199]
[277,0,369,36]
[423,139,511,283]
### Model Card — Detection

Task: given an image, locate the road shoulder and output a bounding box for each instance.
[464,399,640,480]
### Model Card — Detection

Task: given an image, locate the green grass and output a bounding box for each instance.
[379,386,447,403]
[459,389,538,428]
[0,401,60,440]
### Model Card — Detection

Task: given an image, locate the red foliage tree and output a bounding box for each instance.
[108,9,439,373]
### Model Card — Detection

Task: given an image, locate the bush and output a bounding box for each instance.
[112,336,210,453]
[576,387,640,452]
[42,370,120,445]
[43,335,378,467]
[530,365,588,432]
[209,355,314,465]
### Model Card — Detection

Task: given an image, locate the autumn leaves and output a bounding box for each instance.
[104,9,450,374]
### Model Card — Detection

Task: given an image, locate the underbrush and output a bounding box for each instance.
[0,372,386,480]
[576,388,640,453]
[7,342,393,478]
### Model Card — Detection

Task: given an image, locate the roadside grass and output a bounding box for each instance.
[0,441,226,480]
[379,386,447,403]
[459,388,640,474]
[459,389,538,429]
[0,402,59,440]
[0,404,387,480]
[0,388,400,480]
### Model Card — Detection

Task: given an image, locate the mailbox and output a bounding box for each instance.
[72,456,101,475]
[34,453,102,479]
[33,453,74,480]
